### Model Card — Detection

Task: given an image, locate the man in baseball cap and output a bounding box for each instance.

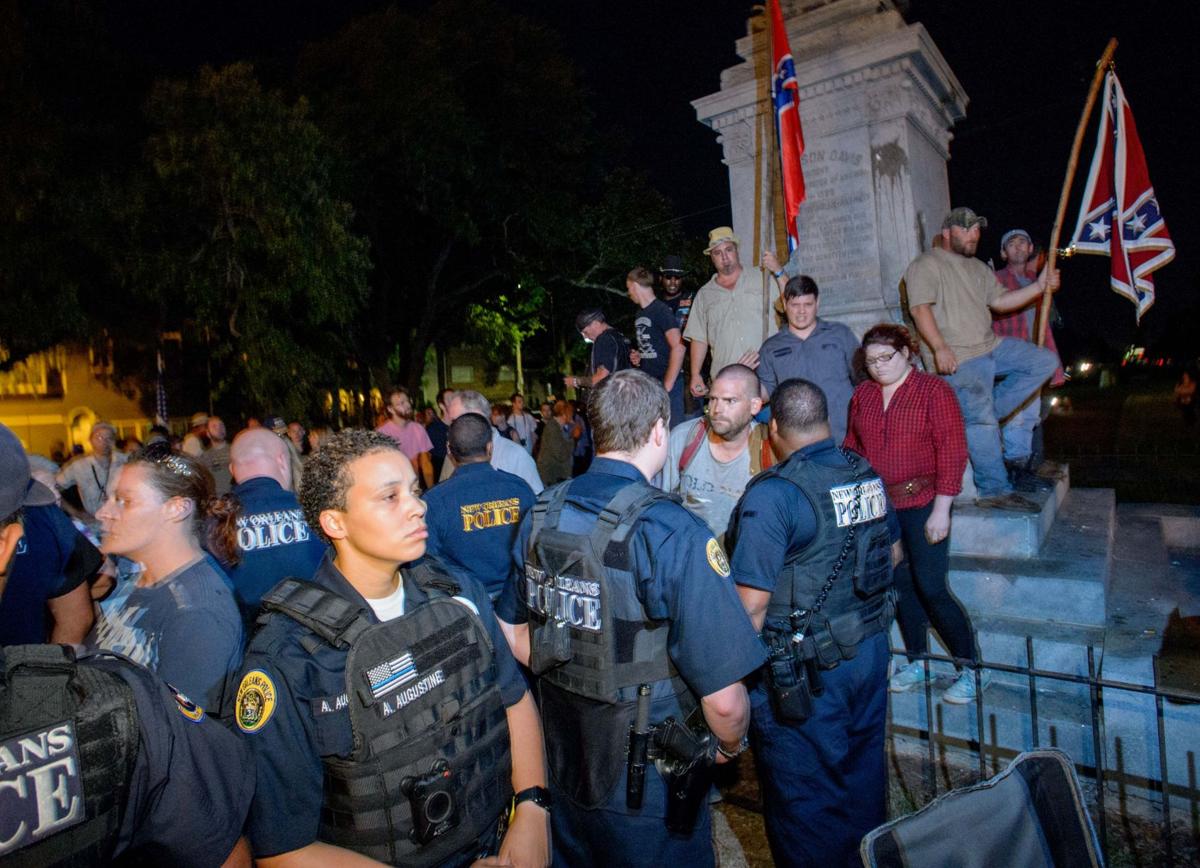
[902,206,1061,513]
[0,424,57,522]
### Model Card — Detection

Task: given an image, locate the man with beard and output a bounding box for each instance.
[659,364,767,542]
[55,421,126,520]
[376,387,435,489]
[904,207,1060,512]
[683,228,785,400]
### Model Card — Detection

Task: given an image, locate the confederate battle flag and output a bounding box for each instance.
[1069,70,1175,322]
[770,0,805,253]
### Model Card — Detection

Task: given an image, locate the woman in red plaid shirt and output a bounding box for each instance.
[844,324,985,704]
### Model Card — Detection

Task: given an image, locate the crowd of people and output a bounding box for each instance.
[1,206,1069,867]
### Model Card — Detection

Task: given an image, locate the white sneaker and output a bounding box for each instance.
[943,669,991,705]
[889,661,932,693]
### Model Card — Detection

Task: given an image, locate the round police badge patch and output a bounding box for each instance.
[706,538,731,577]
[167,683,206,723]
[236,669,277,734]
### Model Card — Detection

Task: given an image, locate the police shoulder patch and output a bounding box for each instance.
[236,669,278,734]
[706,537,731,577]
[166,683,206,723]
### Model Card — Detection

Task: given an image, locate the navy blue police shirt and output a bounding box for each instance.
[0,503,101,646]
[728,439,900,594]
[236,553,527,858]
[0,649,253,865]
[423,461,535,600]
[496,457,768,817]
[223,476,327,623]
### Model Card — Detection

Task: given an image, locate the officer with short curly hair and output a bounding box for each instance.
[236,429,549,867]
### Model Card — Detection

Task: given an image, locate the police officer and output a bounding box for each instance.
[236,429,549,867]
[496,369,766,867]
[0,423,253,866]
[725,379,900,867]
[422,414,535,600]
[223,428,327,625]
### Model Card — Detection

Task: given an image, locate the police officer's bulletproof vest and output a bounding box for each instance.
[0,645,138,867]
[524,479,693,808]
[260,564,512,867]
[731,448,892,632]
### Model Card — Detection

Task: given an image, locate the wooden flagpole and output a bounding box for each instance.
[758,6,774,344]
[1037,37,1118,347]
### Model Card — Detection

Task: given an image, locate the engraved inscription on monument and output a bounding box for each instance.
[793,128,878,300]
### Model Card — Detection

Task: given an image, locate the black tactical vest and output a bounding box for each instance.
[730,448,893,640]
[260,565,512,867]
[524,479,694,808]
[0,645,139,868]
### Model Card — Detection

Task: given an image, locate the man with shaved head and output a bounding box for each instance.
[423,413,535,600]
[224,427,327,624]
[659,364,767,541]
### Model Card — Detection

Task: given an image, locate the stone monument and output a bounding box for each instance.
[692,0,967,336]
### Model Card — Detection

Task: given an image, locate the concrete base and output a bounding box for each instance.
[889,479,1200,810]
[950,465,1071,558]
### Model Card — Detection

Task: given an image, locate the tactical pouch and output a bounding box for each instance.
[829,613,865,661]
[530,619,573,674]
[763,627,818,723]
[806,617,843,671]
[853,524,894,597]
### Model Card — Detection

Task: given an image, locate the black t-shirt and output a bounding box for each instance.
[590,327,632,377]
[633,298,678,380]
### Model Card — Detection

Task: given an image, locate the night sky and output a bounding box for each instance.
[97,0,1195,361]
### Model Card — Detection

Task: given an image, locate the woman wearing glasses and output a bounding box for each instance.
[88,442,244,714]
[844,324,984,705]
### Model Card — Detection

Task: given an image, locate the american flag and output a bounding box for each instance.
[1069,70,1175,322]
[770,0,806,253]
[364,652,416,699]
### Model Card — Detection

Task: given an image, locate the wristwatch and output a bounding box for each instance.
[716,735,750,760]
[513,785,552,814]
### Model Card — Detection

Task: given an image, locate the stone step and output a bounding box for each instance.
[946,488,1115,628]
[950,465,1070,558]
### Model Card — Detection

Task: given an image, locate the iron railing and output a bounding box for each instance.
[887,640,1197,865]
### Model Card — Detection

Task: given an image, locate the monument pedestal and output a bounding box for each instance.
[692,0,967,335]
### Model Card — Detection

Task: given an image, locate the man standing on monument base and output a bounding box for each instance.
[684,226,786,399]
[993,228,1067,491]
[903,207,1060,512]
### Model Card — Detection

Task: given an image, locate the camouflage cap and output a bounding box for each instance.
[942,207,988,231]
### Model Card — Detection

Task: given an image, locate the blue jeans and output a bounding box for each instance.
[1000,396,1041,462]
[749,632,890,868]
[945,338,1058,497]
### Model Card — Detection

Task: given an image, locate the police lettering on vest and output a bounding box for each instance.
[460,498,523,533]
[0,721,84,854]
[523,565,602,632]
[236,507,312,551]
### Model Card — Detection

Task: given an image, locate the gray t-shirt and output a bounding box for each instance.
[87,554,243,713]
[658,417,752,540]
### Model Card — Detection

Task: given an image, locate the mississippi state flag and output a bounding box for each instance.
[1069,71,1174,322]
[770,0,805,253]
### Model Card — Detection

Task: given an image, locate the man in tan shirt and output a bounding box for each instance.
[904,207,1059,512]
[684,226,786,399]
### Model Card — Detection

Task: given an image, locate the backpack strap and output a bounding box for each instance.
[678,418,709,475]
[260,578,374,651]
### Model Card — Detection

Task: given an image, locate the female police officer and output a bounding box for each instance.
[235,429,549,867]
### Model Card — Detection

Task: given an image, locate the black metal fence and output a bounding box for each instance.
[888,640,1197,865]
